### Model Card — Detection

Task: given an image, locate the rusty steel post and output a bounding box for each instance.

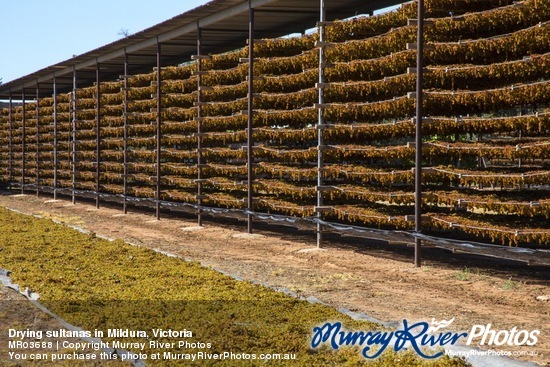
[156,41,162,220]
[72,68,77,204]
[53,77,58,200]
[123,52,129,214]
[196,27,204,226]
[96,62,101,208]
[316,0,326,248]
[35,82,40,197]
[247,3,255,234]
[414,0,425,267]
[21,90,26,194]
[8,92,13,186]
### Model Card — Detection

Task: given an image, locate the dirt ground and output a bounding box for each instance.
[0,192,548,366]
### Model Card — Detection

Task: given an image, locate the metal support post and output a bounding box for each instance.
[156,41,162,220]
[21,90,26,194]
[8,92,13,185]
[96,62,101,208]
[72,68,77,204]
[53,78,58,200]
[247,3,255,234]
[196,27,204,226]
[35,82,40,197]
[67,88,71,195]
[414,0,425,267]
[123,52,129,214]
[316,0,326,247]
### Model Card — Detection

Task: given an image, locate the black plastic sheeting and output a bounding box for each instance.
[4,185,550,266]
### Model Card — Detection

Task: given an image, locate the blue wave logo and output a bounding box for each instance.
[427,317,455,333]
[311,320,467,359]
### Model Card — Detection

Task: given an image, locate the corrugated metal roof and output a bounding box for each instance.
[0,0,405,99]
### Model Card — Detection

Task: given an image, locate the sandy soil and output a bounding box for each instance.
[0,193,548,366]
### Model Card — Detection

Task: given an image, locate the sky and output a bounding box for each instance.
[0,0,206,84]
[1,1,398,85]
